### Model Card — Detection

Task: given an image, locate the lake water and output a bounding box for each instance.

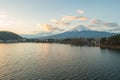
[0,43,120,80]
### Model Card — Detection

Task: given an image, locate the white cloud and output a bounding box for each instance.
[62,16,88,21]
[0,14,8,19]
[37,23,63,32]
[36,9,120,34]
[51,19,71,26]
[77,9,84,14]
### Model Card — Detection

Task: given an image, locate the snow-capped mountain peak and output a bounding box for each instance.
[69,25,91,32]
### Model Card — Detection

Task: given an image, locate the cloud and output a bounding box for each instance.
[88,24,109,31]
[91,19,103,24]
[51,9,87,27]
[104,23,119,28]
[77,10,84,14]
[0,14,8,19]
[89,19,120,32]
[62,16,88,21]
[36,9,120,34]
[37,24,63,32]
[0,13,16,28]
[105,23,120,33]
[51,19,71,26]
[91,19,120,28]
[0,12,9,19]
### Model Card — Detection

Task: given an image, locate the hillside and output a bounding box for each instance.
[0,31,22,40]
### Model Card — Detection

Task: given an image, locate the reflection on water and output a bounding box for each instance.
[0,43,120,80]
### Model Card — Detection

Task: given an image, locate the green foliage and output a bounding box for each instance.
[0,31,22,40]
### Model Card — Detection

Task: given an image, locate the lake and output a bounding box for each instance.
[0,43,120,80]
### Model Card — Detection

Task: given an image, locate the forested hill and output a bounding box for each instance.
[0,31,22,40]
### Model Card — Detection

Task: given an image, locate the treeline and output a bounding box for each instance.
[100,34,120,49]
[38,38,100,46]
[100,34,120,45]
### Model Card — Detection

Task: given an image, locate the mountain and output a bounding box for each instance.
[39,31,115,39]
[39,25,115,39]
[21,25,116,39]
[0,31,22,40]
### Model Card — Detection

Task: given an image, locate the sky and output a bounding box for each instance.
[0,0,119,34]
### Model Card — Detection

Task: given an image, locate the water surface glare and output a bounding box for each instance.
[0,43,120,80]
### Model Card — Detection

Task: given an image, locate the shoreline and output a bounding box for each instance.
[100,45,120,50]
